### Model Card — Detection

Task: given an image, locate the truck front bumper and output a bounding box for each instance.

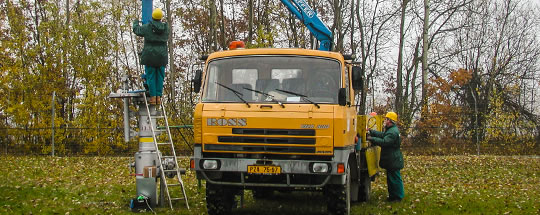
[192,145,353,188]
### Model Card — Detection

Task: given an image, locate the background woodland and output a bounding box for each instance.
[0,0,539,155]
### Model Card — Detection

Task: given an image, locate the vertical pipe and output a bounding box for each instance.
[123,75,130,142]
[51,91,56,156]
[141,0,153,24]
[141,0,153,91]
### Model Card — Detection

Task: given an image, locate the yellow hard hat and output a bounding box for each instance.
[152,8,163,20]
[385,112,398,122]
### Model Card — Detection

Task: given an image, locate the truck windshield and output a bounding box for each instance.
[202,56,341,104]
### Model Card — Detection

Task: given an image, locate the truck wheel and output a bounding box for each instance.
[358,171,371,202]
[206,183,234,215]
[326,165,351,215]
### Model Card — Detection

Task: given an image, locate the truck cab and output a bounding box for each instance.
[191,47,372,215]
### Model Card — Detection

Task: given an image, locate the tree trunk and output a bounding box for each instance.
[209,0,218,51]
[421,0,430,117]
[219,0,226,50]
[395,0,409,115]
[166,0,175,101]
[248,0,254,46]
[66,0,70,25]
[288,13,298,47]
[356,0,367,115]
[350,0,355,55]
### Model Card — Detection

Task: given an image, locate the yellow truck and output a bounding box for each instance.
[190,46,381,215]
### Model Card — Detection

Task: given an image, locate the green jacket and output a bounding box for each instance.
[369,124,404,170]
[133,20,169,67]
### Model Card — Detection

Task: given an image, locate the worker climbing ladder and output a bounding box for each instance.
[109,0,190,211]
[142,93,190,210]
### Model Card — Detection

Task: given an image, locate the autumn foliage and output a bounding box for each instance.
[409,69,538,155]
[0,1,538,155]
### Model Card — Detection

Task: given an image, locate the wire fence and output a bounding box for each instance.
[0,124,537,156]
[0,127,194,156]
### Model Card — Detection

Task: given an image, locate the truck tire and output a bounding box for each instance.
[358,171,371,202]
[326,165,351,215]
[206,183,234,215]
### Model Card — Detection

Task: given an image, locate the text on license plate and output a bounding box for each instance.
[247,165,281,174]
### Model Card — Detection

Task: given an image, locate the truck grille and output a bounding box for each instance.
[205,128,318,154]
[232,128,315,136]
[218,136,315,145]
[204,144,315,153]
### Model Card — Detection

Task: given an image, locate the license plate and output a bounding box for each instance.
[247,165,281,174]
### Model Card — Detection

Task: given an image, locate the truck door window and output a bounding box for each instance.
[204,65,219,101]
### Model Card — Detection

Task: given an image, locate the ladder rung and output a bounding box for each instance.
[170,198,184,201]
[162,156,176,158]
[151,116,165,118]
[157,142,171,145]
[164,169,177,172]
[168,183,181,186]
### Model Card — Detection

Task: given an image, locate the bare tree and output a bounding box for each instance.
[421,0,429,116]
[395,0,410,116]
[219,0,226,49]
[166,0,176,101]
[355,0,399,115]
[209,0,218,51]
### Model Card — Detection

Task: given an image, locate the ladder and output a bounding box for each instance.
[142,94,190,210]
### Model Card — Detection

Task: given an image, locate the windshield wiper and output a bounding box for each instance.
[215,82,251,108]
[274,89,320,108]
[242,87,285,108]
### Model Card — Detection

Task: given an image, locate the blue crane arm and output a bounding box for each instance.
[141,0,153,24]
[280,0,333,51]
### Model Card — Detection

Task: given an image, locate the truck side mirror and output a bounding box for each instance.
[338,88,347,106]
[192,69,202,93]
[352,66,363,91]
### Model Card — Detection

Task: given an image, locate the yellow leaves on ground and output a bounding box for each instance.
[1,155,538,214]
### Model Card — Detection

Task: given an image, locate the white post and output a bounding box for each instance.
[470,86,479,155]
[51,91,56,156]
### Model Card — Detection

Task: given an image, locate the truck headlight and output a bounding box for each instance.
[311,163,329,173]
[202,160,219,170]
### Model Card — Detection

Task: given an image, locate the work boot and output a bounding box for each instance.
[148,96,157,105]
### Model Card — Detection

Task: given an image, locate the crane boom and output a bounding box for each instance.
[141,0,153,24]
[280,0,333,51]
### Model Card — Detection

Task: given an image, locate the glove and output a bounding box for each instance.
[366,136,373,141]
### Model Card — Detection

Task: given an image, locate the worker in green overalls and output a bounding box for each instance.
[133,8,169,105]
[367,111,405,202]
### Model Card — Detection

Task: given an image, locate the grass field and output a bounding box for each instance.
[1,155,538,214]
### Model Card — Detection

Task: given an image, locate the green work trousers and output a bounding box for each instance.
[145,66,165,97]
[386,169,405,200]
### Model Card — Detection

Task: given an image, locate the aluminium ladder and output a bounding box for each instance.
[142,94,190,210]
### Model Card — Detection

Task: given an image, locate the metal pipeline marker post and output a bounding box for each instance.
[51,91,55,156]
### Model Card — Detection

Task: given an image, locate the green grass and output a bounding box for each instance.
[1,155,538,214]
